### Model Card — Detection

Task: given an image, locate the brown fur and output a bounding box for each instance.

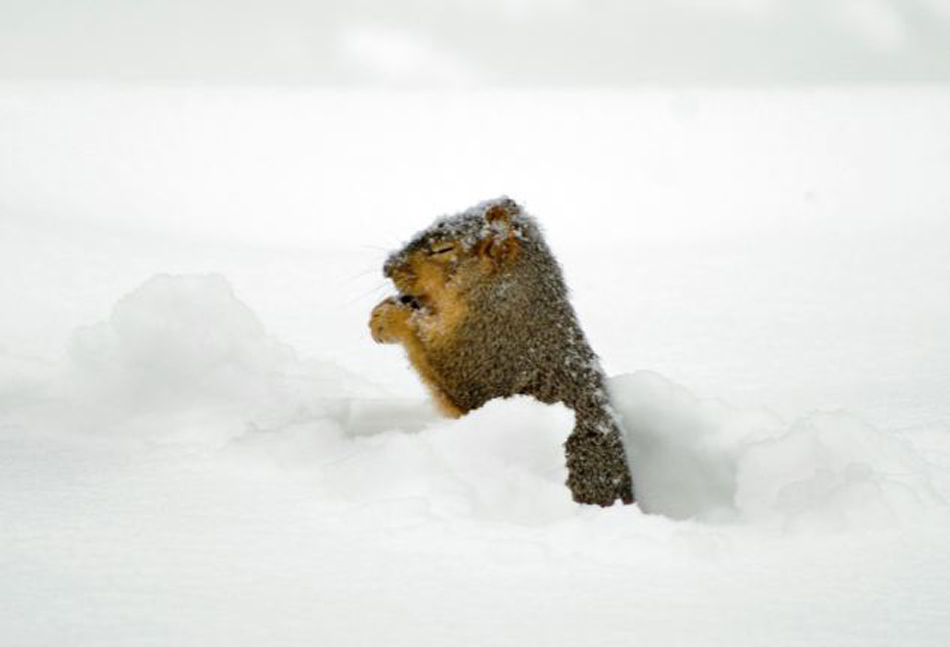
[369,198,634,506]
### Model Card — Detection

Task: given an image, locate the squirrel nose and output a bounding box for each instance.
[384,254,412,281]
[383,254,402,278]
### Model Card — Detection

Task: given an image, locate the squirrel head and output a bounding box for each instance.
[382,197,526,310]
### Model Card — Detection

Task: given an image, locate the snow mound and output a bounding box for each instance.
[60,274,378,439]
[225,395,575,525]
[612,371,944,530]
[67,274,293,407]
[319,397,575,524]
[610,371,780,521]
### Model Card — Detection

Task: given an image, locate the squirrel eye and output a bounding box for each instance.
[429,246,454,255]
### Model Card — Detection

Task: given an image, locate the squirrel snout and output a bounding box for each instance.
[382,254,405,279]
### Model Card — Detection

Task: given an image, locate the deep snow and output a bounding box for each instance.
[2,85,949,646]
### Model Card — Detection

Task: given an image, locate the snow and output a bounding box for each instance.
[2,84,950,645]
[612,371,943,530]
[67,274,299,410]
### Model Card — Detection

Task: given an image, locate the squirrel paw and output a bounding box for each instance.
[369,297,414,344]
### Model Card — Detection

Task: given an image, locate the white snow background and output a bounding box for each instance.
[2,85,950,645]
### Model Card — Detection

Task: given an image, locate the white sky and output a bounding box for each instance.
[2,0,950,85]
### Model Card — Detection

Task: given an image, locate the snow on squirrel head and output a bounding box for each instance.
[382,197,543,311]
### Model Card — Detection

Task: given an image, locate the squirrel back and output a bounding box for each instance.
[371,197,634,506]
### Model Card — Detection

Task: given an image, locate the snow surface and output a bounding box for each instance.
[2,85,950,645]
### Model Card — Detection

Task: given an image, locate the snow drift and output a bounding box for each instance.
[18,273,940,533]
[611,372,943,530]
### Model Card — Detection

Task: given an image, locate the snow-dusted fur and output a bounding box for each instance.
[380,197,634,506]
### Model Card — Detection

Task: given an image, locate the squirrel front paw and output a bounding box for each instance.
[369,297,414,343]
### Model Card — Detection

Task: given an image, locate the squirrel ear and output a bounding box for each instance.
[484,198,517,228]
[479,200,520,267]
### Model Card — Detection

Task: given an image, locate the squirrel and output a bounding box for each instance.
[369,197,634,507]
